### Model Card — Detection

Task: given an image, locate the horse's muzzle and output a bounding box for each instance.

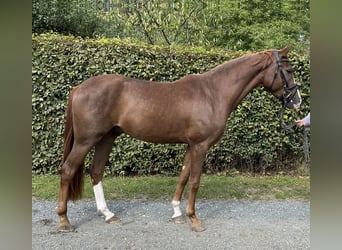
[285,89,302,109]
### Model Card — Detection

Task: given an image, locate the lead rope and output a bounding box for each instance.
[279,105,310,170]
[279,104,296,131]
[303,128,310,164]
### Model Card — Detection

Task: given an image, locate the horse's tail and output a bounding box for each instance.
[61,86,84,201]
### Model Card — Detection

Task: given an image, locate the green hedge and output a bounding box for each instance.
[32,33,310,176]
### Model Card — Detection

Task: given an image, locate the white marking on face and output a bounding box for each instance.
[93,181,115,221]
[171,200,182,218]
[182,165,186,170]
[294,90,302,109]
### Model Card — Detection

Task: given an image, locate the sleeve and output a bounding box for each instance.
[303,112,310,127]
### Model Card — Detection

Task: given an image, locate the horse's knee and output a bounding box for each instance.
[190,180,200,192]
[179,169,190,184]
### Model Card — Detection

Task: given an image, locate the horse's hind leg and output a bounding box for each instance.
[90,129,121,224]
[171,146,191,224]
[57,142,93,232]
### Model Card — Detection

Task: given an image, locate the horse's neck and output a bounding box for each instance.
[205,54,264,116]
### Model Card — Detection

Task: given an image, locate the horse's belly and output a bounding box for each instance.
[120,119,187,144]
[116,108,189,144]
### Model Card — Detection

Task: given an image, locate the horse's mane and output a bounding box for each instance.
[207,49,275,76]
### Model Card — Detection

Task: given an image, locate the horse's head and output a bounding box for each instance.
[262,46,302,109]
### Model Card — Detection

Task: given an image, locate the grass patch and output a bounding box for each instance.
[32,174,310,201]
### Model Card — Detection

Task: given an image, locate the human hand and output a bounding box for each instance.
[296,119,304,127]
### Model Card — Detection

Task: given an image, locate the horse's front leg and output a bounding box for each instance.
[171,146,191,224]
[186,143,208,232]
[90,131,120,224]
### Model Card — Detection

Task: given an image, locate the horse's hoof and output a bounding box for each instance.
[191,223,206,232]
[58,224,75,233]
[172,215,186,224]
[106,215,121,224]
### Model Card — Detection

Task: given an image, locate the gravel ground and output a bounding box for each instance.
[32,199,309,250]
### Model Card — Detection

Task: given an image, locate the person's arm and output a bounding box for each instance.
[302,112,310,127]
[296,112,310,127]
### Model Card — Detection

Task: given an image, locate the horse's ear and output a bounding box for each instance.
[280,45,293,56]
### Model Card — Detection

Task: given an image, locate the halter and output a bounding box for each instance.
[268,51,299,130]
[269,51,298,104]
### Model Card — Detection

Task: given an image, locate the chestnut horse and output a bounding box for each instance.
[57,47,301,232]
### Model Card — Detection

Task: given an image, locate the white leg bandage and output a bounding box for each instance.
[172,200,182,218]
[93,181,115,221]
